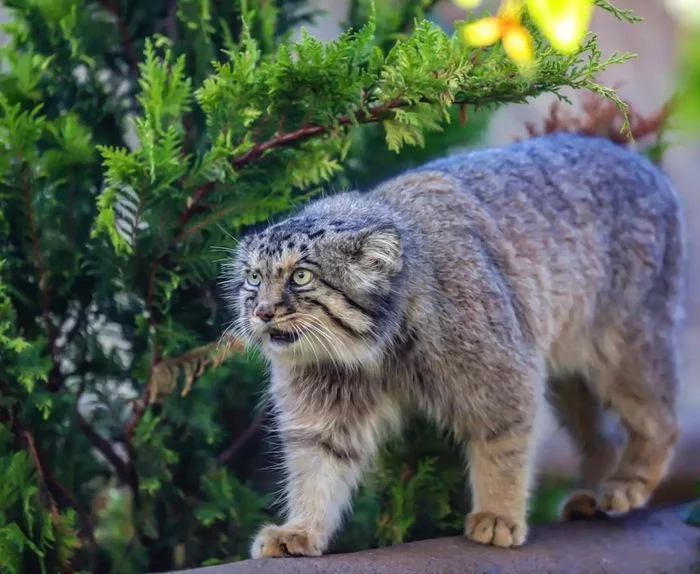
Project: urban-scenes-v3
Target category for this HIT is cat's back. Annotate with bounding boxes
[371,133,682,283]
[376,132,680,233]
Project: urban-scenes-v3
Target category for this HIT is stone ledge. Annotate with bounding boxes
[173,504,700,574]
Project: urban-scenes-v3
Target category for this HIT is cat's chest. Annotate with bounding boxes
[272,362,389,414]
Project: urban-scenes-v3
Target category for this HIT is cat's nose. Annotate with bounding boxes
[254,303,275,322]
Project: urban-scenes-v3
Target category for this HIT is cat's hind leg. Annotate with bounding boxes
[594,330,679,514]
[548,373,622,520]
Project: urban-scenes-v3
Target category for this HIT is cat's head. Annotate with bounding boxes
[223,210,404,369]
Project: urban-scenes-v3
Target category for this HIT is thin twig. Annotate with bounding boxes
[75,410,130,480]
[20,427,59,517]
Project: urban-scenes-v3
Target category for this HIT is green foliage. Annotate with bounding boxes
[0,0,642,571]
[527,477,575,526]
[0,428,80,574]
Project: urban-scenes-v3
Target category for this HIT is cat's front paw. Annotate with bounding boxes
[250,524,322,559]
[465,511,527,548]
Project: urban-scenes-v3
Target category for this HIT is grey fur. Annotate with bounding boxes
[224,132,684,557]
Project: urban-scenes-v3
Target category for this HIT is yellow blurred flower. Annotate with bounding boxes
[461,0,534,67]
[526,0,593,54]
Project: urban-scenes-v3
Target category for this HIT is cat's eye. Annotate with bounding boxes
[290,268,314,287]
[246,271,261,287]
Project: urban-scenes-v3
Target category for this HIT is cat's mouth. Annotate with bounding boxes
[267,328,300,345]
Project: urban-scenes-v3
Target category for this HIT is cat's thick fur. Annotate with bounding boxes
[225,133,684,558]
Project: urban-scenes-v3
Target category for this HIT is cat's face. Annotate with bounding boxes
[225,216,403,368]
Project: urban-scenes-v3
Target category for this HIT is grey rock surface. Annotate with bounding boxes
[172,504,700,574]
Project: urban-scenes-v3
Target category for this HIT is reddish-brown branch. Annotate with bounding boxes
[97,0,140,77]
[174,181,215,232]
[75,410,130,480]
[172,102,403,238]
[179,203,239,240]
[459,102,468,127]
[20,427,59,517]
[176,95,486,236]
[230,99,405,166]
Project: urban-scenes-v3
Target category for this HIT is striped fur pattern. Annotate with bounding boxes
[223,133,684,558]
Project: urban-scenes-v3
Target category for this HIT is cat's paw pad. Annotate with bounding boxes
[560,490,604,521]
[597,479,650,515]
[250,524,321,559]
[465,511,526,548]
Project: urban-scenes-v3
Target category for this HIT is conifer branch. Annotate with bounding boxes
[0,377,99,572]
[228,97,438,166]
[21,425,99,573]
[177,94,494,235]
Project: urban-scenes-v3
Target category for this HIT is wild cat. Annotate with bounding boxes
[223,132,683,558]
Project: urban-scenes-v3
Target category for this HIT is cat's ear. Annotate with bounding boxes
[351,225,403,277]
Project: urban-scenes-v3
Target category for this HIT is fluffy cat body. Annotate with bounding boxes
[225,133,683,558]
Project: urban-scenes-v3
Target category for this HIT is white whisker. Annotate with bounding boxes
[294,316,343,377]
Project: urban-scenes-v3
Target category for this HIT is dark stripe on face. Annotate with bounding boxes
[301,295,364,338]
[281,288,296,313]
[227,279,244,292]
[297,256,321,268]
[318,278,375,318]
[307,229,325,239]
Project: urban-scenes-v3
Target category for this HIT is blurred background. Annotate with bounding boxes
[0,1,698,573]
